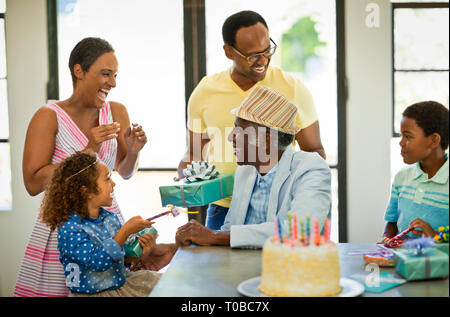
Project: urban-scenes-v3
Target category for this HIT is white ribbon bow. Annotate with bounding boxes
[183,161,219,182]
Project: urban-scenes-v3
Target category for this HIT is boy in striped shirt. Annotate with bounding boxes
[384,101,449,240]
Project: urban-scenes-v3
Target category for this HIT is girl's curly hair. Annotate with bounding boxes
[40,151,100,231]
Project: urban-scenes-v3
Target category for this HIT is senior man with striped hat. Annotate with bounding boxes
[176,86,331,248]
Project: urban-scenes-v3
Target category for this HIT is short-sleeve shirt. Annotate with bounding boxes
[57,208,126,294]
[187,66,318,207]
[384,156,449,237]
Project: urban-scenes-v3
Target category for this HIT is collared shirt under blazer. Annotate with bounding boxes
[221,146,332,248]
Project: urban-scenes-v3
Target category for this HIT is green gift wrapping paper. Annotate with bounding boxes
[436,243,449,255]
[124,227,158,258]
[394,249,449,281]
[159,173,235,207]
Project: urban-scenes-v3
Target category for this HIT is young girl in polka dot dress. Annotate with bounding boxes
[41,151,160,296]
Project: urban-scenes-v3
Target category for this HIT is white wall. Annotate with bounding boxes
[0,0,48,296]
[345,0,392,242]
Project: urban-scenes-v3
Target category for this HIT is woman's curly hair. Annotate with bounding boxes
[40,151,100,231]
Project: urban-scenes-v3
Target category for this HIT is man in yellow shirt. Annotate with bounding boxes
[177,10,326,229]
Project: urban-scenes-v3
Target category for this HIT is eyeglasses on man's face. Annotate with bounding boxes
[231,38,277,64]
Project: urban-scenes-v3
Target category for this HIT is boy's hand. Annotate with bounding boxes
[383,222,398,239]
[409,218,437,237]
[139,233,157,256]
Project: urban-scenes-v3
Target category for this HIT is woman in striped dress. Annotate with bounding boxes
[14,37,147,297]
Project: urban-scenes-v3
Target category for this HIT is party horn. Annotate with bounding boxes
[147,210,171,221]
[383,227,413,248]
[146,206,199,222]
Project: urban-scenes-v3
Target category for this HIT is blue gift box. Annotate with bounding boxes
[159,173,234,207]
[124,227,158,258]
[394,248,449,281]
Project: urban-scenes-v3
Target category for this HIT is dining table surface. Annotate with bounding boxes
[149,242,449,297]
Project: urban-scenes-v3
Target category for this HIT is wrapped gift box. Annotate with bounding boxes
[159,173,234,207]
[394,248,449,281]
[124,227,158,258]
[436,243,449,255]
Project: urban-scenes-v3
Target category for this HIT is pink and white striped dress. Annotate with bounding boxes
[13,102,124,297]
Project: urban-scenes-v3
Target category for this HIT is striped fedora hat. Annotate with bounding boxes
[231,85,301,135]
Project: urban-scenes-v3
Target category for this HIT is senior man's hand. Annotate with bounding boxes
[176,220,231,246]
[130,243,178,272]
[176,220,214,246]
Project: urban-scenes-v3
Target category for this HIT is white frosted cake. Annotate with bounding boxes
[259,238,342,297]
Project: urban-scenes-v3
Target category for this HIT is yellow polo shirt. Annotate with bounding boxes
[187,66,318,207]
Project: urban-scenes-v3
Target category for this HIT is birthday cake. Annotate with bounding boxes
[259,217,342,297]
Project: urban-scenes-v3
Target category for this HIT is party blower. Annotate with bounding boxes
[379,227,413,248]
[146,204,199,222]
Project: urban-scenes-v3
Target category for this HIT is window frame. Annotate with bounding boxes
[1,9,8,145]
[391,1,449,137]
[0,8,12,211]
[47,0,348,241]
[336,0,347,242]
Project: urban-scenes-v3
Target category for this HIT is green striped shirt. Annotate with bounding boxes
[384,156,449,237]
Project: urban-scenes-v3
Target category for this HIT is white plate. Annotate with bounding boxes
[237,277,364,297]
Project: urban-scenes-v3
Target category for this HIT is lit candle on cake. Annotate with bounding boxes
[306,214,310,245]
[314,217,320,246]
[293,213,298,240]
[324,218,330,243]
[288,213,292,237]
[277,215,282,243]
[300,217,305,243]
[274,216,280,242]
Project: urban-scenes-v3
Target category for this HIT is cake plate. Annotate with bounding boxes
[237,276,364,297]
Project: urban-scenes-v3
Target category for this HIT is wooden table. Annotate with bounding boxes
[149,243,449,297]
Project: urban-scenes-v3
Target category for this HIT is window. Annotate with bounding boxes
[55,0,186,228]
[391,1,449,178]
[205,0,339,241]
[0,0,12,211]
[57,0,186,169]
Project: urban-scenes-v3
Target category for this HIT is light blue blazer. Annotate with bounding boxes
[221,146,332,248]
